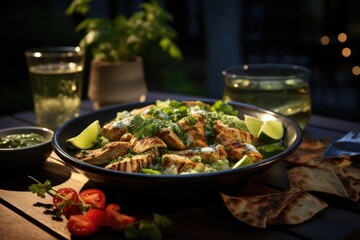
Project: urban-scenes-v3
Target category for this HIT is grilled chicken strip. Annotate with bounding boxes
[132,136,167,154]
[120,132,138,147]
[130,104,154,116]
[168,145,227,163]
[178,113,207,147]
[74,141,131,165]
[102,117,133,141]
[214,120,258,146]
[216,132,262,162]
[105,151,155,172]
[158,128,186,150]
[162,154,205,173]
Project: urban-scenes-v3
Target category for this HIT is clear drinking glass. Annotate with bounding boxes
[25,47,85,130]
[222,63,311,129]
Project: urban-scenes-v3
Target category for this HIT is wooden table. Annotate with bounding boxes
[1,91,360,240]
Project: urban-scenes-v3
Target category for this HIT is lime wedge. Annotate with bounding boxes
[232,155,253,169]
[244,114,263,136]
[66,120,101,149]
[257,120,284,143]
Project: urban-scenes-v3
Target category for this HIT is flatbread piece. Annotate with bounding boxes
[221,188,327,228]
[284,138,330,166]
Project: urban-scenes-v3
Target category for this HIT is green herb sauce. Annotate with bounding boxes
[0,133,46,148]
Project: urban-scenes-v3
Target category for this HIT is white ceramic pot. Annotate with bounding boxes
[87,58,148,109]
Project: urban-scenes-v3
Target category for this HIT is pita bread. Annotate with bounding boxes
[221,188,325,228]
[331,156,360,180]
[329,161,359,202]
[220,192,275,228]
[327,155,360,199]
[268,191,328,225]
[284,138,330,166]
[287,163,349,198]
[266,188,303,222]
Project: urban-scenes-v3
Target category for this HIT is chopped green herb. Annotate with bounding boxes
[257,142,286,158]
[0,133,46,148]
[141,168,161,175]
[212,100,238,116]
[128,115,161,138]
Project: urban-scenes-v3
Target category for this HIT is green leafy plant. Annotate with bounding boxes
[66,0,182,62]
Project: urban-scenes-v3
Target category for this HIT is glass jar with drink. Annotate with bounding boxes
[222,63,311,129]
[25,47,85,130]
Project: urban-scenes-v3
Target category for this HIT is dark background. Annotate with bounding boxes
[1,0,359,122]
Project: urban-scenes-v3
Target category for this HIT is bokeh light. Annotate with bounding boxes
[338,33,347,43]
[342,47,351,57]
[320,36,330,45]
[352,66,360,76]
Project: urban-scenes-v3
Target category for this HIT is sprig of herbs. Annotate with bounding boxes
[28,176,57,197]
[28,176,87,217]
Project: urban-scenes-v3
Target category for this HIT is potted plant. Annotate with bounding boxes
[66,0,182,108]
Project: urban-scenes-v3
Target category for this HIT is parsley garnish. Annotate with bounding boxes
[212,100,238,116]
[28,176,56,198]
[257,142,286,158]
[188,115,198,125]
[127,115,161,139]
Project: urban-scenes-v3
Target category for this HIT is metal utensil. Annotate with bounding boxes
[323,131,360,157]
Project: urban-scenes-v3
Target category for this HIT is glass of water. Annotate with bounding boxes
[25,47,85,130]
[222,63,311,129]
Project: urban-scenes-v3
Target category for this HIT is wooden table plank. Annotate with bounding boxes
[0,115,32,128]
[310,115,360,132]
[0,202,58,240]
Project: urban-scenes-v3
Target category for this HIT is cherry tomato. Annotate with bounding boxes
[67,214,98,237]
[105,203,136,231]
[86,208,106,228]
[53,188,81,218]
[80,189,106,209]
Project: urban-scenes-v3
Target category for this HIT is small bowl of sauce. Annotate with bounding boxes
[0,126,54,171]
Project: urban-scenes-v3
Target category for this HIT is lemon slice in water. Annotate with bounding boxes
[66,120,101,149]
[257,120,284,143]
[244,114,263,136]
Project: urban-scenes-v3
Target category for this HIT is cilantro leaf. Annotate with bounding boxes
[127,115,161,139]
[257,142,286,158]
[28,177,56,198]
[212,100,238,116]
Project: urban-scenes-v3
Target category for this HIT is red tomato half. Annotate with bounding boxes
[105,203,136,231]
[86,208,106,228]
[67,214,98,237]
[53,188,81,218]
[80,189,106,209]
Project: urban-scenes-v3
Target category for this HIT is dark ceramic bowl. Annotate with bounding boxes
[0,126,54,171]
[53,100,302,207]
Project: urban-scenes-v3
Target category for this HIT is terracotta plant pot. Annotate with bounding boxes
[87,58,147,109]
